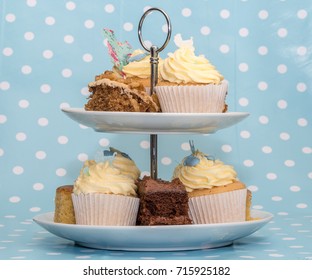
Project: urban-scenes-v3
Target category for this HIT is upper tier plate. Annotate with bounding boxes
[62,108,249,134]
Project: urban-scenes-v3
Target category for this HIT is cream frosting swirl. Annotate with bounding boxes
[73,160,138,196]
[159,34,224,84]
[123,49,163,79]
[173,151,237,192]
[111,153,141,181]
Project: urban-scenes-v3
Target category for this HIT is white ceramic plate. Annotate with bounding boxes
[33,210,273,251]
[61,108,249,134]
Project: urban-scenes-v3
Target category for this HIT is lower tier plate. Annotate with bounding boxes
[33,210,273,251]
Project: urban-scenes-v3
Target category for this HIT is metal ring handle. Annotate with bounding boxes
[138,7,172,53]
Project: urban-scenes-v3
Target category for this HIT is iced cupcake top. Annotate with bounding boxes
[173,143,237,192]
[123,49,164,79]
[159,34,224,85]
[73,148,140,197]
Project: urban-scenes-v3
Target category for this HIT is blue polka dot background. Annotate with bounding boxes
[0,0,311,259]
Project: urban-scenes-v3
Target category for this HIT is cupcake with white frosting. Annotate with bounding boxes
[173,142,251,224]
[72,148,140,226]
[155,34,228,113]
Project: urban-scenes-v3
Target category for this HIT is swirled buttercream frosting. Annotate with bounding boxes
[159,34,224,84]
[173,151,237,192]
[73,159,139,197]
[123,49,163,79]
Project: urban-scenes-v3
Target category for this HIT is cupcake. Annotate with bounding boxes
[155,34,228,113]
[173,142,251,224]
[71,148,140,226]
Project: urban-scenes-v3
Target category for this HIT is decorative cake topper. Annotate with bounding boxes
[183,140,215,167]
[103,28,133,76]
[103,147,132,160]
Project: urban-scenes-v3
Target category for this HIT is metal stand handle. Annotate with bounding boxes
[138,8,171,179]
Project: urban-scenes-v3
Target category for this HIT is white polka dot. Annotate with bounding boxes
[123,22,133,31]
[42,50,53,59]
[181,142,191,151]
[162,24,169,33]
[60,103,70,109]
[1,81,10,91]
[284,160,295,167]
[258,46,268,55]
[220,9,230,19]
[253,205,263,210]
[29,207,41,212]
[297,118,308,127]
[58,136,68,144]
[262,146,272,154]
[297,9,308,19]
[240,130,251,139]
[16,132,27,141]
[219,44,230,54]
[258,10,269,20]
[221,144,232,153]
[64,35,74,44]
[140,140,150,149]
[302,147,312,154]
[9,196,21,203]
[26,0,37,7]
[289,185,301,192]
[248,185,258,192]
[0,115,8,124]
[297,46,307,56]
[277,64,287,74]
[272,196,282,201]
[66,1,76,11]
[200,26,211,36]
[267,173,277,180]
[104,4,115,13]
[243,160,254,167]
[18,100,29,108]
[308,172,312,180]
[62,69,72,78]
[277,28,288,38]
[277,99,287,109]
[277,212,289,216]
[21,65,32,74]
[99,138,110,147]
[258,81,268,91]
[80,87,89,96]
[239,28,249,37]
[35,151,46,160]
[296,203,308,209]
[24,32,35,41]
[82,53,93,62]
[78,153,88,162]
[56,168,67,177]
[2,47,13,56]
[238,97,249,106]
[182,8,192,17]
[45,16,56,26]
[38,117,49,126]
[84,20,95,29]
[161,157,172,165]
[40,84,51,94]
[5,13,16,23]
[13,166,24,175]
[33,183,44,191]
[280,132,290,141]
[238,63,249,72]
[296,82,307,93]
[0,149,4,157]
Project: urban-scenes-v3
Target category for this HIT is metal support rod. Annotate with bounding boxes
[150,134,158,179]
[138,7,172,179]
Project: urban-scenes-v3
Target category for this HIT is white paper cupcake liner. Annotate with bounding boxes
[155,80,228,113]
[188,188,247,224]
[72,193,139,226]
